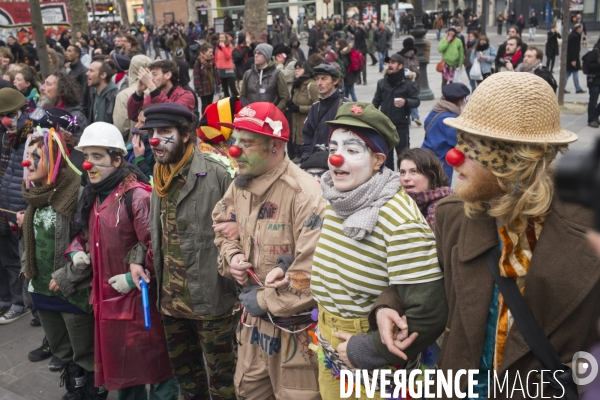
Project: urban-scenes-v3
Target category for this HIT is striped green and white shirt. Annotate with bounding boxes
[311,190,442,318]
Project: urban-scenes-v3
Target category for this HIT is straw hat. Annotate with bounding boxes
[443,72,578,144]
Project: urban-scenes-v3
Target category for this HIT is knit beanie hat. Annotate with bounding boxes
[255,43,273,60]
[402,37,415,49]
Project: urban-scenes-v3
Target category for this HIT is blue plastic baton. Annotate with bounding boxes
[139,278,151,330]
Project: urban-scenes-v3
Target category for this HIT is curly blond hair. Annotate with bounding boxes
[464,142,567,233]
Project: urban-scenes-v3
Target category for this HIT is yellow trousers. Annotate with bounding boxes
[317,306,383,400]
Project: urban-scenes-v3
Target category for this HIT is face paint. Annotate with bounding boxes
[231,130,271,185]
[328,129,378,192]
[150,127,186,165]
[1,110,21,135]
[82,146,117,184]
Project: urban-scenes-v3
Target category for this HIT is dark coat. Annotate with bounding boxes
[0,135,27,233]
[567,30,582,72]
[372,72,420,128]
[374,27,391,53]
[433,195,600,398]
[301,89,348,159]
[545,31,561,58]
[351,26,368,54]
[68,60,88,99]
[584,47,600,87]
[232,43,255,80]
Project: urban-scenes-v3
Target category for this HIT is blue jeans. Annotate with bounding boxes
[377,51,386,72]
[410,107,420,120]
[588,85,600,123]
[436,29,441,40]
[529,27,536,40]
[565,70,582,92]
[344,85,357,101]
[163,49,171,59]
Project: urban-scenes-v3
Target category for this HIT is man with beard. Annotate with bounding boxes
[515,46,557,93]
[373,53,420,171]
[127,60,195,122]
[212,102,325,400]
[498,36,524,71]
[142,103,237,400]
[374,72,600,399]
[38,72,87,136]
[67,122,177,399]
[84,59,118,124]
[495,28,527,72]
[65,45,88,99]
[0,88,31,324]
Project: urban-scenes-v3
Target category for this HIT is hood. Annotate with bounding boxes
[399,47,417,57]
[254,60,277,72]
[339,43,352,56]
[324,50,338,63]
[290,34,299,47]
[128,54,152,84]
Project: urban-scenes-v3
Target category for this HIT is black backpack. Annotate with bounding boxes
[534,66,558,93]
[581,48,599,75]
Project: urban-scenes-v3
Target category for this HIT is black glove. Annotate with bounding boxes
[239,285,267,317]
[286,100,300,113]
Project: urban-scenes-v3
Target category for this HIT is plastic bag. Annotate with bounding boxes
[470,57,483,81]
[454,67,464,83]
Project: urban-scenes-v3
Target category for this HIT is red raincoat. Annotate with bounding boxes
[67,179,172,390]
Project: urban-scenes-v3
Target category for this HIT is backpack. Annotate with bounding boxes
[348,49,365,72]
[581,48,599,75]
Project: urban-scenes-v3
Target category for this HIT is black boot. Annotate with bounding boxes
[59,363,85,400]
[84,370,108,400]
[28,336,52,362]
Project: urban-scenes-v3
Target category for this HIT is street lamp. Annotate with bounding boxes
[411,0,434,100]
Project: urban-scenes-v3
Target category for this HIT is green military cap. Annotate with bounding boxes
[326,102,399,151]
[0,88,27,114]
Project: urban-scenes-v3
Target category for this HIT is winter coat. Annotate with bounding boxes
[150,148,237,316]
[212,156,326,318]
[127,84,196,121]
[438,37,464,67]
[430,195,600,399]
[374,28,392,53]
[339,45,359,87]
[351,26,368,54]
[66,179,173,390]
[421,109,459,181]
[113,55,152,142]
[308,27,321,52]
[301,89,348,159]
[290,35,306,62]
[232,43,255,80]
[276,57,297,94]
[567,31,582,72]
[290,77,318,144]
[166,35,187,56]
[433,18,444,30]
[0,134,27,234]
[240,61,289,111]
[545,31,561,58]
[584,47,600,87]
[68,59,88,99]
[193,58,221,97]
[528,16,538,28]
[372,72,420,128]
[469,45,497,75]
[88,82,118,124]
[215,43,234,70]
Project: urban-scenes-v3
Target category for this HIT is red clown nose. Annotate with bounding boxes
[82,161,94,171]
[2,117,12,127]
[445,149,465,167]
[329,154,344,167]
[228,145,242,158]
[21,160,31,167]
[149,138,161,147]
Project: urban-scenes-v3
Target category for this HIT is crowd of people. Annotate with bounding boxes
[0,10,598,400]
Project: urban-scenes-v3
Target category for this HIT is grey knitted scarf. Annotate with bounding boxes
[320,167,400,241]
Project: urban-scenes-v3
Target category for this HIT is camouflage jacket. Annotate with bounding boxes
[151,148,237,317]
[212,156,326,318]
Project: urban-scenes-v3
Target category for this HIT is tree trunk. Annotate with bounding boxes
[30,0,51,80]
[557,0,570,105]
[187,0,196,27]
[117,0,130,28]
[244,0,269,44]
[66,0,89,37]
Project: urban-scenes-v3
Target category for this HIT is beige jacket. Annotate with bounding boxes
[212,156,326,317]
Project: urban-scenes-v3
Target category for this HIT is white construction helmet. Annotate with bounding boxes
[75,122,127,154]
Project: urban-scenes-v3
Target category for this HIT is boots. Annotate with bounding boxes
[59,363,85,400]
[83,370,108,400]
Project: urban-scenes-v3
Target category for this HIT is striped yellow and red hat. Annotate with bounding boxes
[197,96,246,143]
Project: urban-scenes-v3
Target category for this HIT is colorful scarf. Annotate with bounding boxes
[407,186,453,231]
[493,216,545,369]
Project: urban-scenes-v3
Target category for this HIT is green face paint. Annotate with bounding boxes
[232,130,271,178]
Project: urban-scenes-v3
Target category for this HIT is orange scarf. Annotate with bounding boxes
[154,142,194,198]
[494,216,545,369]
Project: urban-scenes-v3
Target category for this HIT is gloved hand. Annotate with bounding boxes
[108,273,136,294]
[286,100,300,113]
[239,285,266,317]
[72,251,90,268]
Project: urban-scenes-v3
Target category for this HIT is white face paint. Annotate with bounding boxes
[328,129,378,192]
[2,110,22,135]
[82,146,118,184]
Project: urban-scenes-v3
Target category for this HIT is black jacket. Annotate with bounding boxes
[374,28,391,53]
[567,31,582,72]
[545,31,561,58]
[372,71,420,129]
[584,47,600,87]
[0,132,27,234]
[301,90,349,159]
[68,60,88,99]
[350,26,368,54]
[232,43,255,80]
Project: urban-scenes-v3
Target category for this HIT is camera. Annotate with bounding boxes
[555,136,600,230]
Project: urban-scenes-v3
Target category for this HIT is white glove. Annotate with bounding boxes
[72,251,90,268]
[108,274,134,294]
